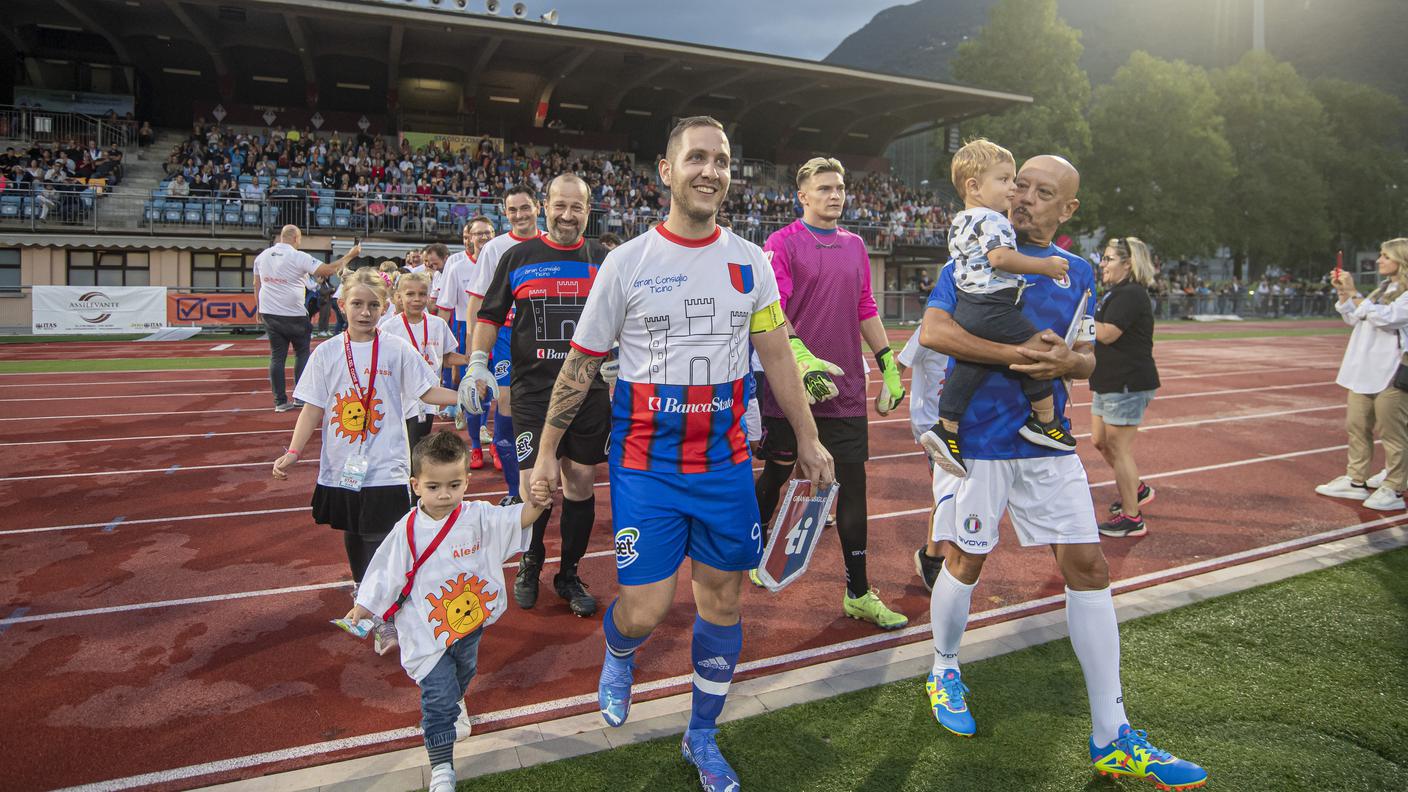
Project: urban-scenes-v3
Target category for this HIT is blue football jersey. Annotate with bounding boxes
[927,243,1096,461]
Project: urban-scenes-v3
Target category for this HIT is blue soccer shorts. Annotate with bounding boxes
[609,461,763,586]
[490,325,512,387]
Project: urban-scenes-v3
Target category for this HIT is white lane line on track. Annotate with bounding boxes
[210,344,233,351]
[0,407,249,422]
[0,461,270,482]
[0,405,1345,532]
[3,390,264,402]
[0,376,269,389]
[47,514,1407,792]
[1,440,1367,623]
[0,428,290,448]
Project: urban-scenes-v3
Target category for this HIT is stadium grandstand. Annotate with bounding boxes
[0,0,1029,329]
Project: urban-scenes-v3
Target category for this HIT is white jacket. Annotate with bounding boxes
[1335,287,1408,395]
[355,501,528,682]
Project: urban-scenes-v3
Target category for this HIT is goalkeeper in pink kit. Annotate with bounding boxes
[752,156,910,630]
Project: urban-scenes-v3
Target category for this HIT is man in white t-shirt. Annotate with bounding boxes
[253,224,360,411]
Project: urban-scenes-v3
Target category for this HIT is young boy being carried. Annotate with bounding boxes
[341,431,550,792]
[921,138,1077,477]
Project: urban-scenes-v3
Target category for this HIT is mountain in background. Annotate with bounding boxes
[825,0,1407,104]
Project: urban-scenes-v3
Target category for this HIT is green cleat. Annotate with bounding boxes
[748,568,767,589]
[843,588,908,630]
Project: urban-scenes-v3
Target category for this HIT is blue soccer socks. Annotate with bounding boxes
[600,600,647,727]
[689,615,742,732]
[1091,725,1208,790]
[493,412,519,498]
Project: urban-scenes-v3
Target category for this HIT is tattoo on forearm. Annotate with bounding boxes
[546,352,603,430]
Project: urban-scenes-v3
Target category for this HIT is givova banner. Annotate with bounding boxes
[32,286,167,334]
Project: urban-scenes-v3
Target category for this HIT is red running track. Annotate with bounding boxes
[0,330,1395,791]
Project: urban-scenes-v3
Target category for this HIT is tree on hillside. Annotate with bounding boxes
[1312,78,1408,252]
[949,0,1093,209]
[1085,52,1233,259]
[1212,51,1333,280]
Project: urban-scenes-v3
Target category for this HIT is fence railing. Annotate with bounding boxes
[0,185,940,254]
[0,105,136,149]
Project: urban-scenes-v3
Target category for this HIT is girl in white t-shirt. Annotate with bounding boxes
[379,271,466,457]
[272,268,463,654]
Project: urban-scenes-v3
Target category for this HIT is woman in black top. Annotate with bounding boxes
[1091,237,1161,538]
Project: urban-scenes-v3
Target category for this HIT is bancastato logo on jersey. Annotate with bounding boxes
[646,395,734,413]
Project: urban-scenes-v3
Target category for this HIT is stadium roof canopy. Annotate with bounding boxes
[6,0,1030,160]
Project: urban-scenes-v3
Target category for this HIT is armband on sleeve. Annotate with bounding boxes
[749,301,786,334]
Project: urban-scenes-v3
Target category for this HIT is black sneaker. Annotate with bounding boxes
[1109,482,1156,515]
[1018,412,1077,450]
[920,422,967,478]
[499,495,523,507]
[914,547,943,592]
[514,554,542,609]
[554,572,598,617]
[1098,513,1147,538]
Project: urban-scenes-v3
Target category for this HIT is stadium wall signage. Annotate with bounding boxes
[32,286,167,334]
[167,293,260,326]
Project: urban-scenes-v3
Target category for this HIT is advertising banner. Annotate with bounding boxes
[399,131,502,155]
[32,286,167,334]
[167,292,261,326]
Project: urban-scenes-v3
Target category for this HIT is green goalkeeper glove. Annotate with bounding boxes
[874,346,906,415]
[790,336,844,405]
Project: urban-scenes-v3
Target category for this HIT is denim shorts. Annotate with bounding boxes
[1091,389,1156,426]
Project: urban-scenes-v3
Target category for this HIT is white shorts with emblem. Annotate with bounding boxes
[930,455,1099,554]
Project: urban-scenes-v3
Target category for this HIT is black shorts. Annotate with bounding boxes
[953,286,1039,345]
[758,414,869,464]
[510,384,611,468]
[311,483,411,540]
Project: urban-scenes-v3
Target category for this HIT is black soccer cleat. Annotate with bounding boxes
[920,422,967,478]
[1098,513,1147,538]
[514,553,542,609]
[914,547,944,593]
[554,572,598,618]
[500,495,524,507]
[1110,482,1156,515]
[1018,412,1077,451]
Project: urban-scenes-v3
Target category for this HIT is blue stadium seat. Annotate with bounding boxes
[333,208,351,228]
[315,207,334,228]
[184,202,205,224]
[222,205,241,225]
[163,203,184,223]
[0,196,19,218]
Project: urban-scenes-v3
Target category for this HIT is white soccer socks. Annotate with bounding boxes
[930,563,976,675]
[1065,586,1129,746]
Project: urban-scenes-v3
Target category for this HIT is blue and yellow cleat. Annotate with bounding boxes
[681,728,740,792]
[1091,724,1208,790]
[598,650,635,727]
[925,669,976,737]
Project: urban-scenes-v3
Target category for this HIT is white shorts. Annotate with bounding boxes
[930,455,1099,554]
[743,395,762,443]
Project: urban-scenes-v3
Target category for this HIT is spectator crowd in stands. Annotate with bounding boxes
[0,139,125,221]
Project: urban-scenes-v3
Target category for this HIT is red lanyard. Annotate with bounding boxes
[382,504,463,621]
[343,330,380,415]
[400,313,430,363]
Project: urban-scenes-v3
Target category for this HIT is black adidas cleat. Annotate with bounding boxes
[1018,412,1077,451]
[920,422,967,478]
[514,553,542,609]
[554,573,598,617]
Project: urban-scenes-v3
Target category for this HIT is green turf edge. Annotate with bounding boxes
[0,332,257,344]
[460,548,1408,792]
[0,355,269,373]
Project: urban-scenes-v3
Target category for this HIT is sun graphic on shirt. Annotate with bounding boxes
[426,573,498,646]
[329,389,384,443]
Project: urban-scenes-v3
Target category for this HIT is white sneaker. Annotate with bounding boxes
[1314,475,1372,501]
[480,424,494,445]
[1367,468,1389,489]
[429,762,456,792]
[453,405,466,431]
[455,700,472,741]
[1363,485,1406,511]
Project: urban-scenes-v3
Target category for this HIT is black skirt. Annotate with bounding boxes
[311,483,411,539]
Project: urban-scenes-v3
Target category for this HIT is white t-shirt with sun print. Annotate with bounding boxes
[377,311,456,417]
[293,331,440,489]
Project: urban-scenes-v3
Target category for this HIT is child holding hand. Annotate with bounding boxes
[343,431,551,792]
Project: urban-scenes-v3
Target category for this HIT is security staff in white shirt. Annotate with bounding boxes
[253,224,361,411]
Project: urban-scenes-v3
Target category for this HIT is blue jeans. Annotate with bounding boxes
[418,628,482,757]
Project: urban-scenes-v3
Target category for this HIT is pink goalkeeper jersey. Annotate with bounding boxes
[761,220,877,419]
